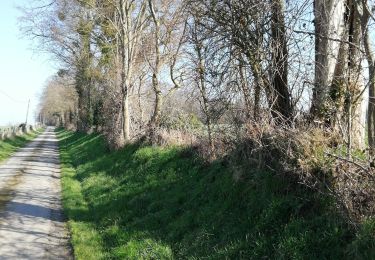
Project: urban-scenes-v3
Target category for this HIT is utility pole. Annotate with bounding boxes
[25,99,30,125]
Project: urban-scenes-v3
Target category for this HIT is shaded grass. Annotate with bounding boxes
[0,130,42,163]
[57,129,375,259]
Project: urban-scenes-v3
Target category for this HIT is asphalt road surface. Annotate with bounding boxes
[0,127,71,259]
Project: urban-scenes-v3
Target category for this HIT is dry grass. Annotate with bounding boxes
[231,123,375,223]
[332,160,375,222]
[146,128,199,147]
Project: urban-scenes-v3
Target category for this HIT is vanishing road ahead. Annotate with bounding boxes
[0,127,71,259]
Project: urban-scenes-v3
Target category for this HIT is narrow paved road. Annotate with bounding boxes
[0,127,71,259]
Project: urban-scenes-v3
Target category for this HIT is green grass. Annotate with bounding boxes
[0,130,42,163]
[57,129,375,259]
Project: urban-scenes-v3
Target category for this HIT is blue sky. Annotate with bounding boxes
[0,0,55,126]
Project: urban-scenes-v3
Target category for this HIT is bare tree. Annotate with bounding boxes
[146,0,187,138]
[188,17,214,150]
[38,75,78,127]
[187,0,294,122]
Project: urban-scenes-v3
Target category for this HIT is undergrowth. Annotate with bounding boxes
[57,129,375,259]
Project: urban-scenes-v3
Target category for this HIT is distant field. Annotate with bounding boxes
[0,130,40,163]
[0,126,18,133]
[0,126,17,129]
[0,127,11,132]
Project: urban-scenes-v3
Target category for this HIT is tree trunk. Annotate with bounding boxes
[110,95,125,150]
[198,59,214,152]
[254,82,261,121]
[75,14,94,133]
[330,27,349,127]
[238,57,252,120]
[60,112,65,127]
[312,0,346,119]
[368,63,375,152]
[123,89,130,141]
[363,26,375,152]
[270,0,292,121]
[120,53,131,142]
[355,0,373,151]
[119,0,132,143]
[116,0,147,145]
[149,0,162,131]
[77,92,88,132]
[192,19,214,152]
[348,2,366,149]
[320,0,366,149]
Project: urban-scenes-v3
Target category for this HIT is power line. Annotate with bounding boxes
[0,89,29,104]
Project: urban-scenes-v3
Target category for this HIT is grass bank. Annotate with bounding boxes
[57,129,375,259]
[0,130,42,163]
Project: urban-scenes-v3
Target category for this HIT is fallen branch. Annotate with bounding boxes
[324,151,370,173]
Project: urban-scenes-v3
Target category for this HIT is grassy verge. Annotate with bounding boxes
[57,129,375,259]
[0,129,42,163]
